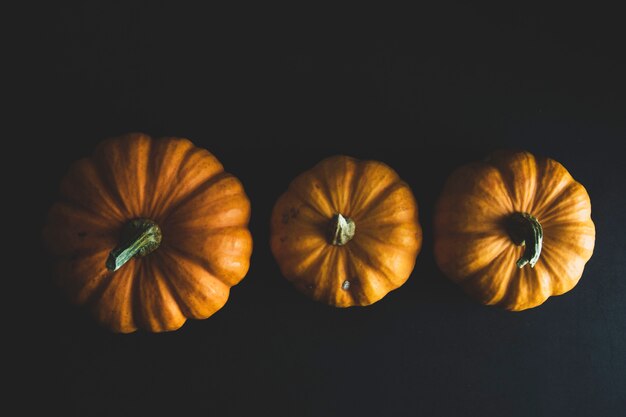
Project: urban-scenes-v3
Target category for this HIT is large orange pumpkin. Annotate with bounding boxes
[270,155,422,307]
[433,150,595,311]
[43,133,252,333]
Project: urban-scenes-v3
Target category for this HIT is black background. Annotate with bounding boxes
[14,2,626,416]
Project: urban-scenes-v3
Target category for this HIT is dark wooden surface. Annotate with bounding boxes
[14,3,626,416]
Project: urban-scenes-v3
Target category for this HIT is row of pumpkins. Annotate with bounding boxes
[43,133,595,333]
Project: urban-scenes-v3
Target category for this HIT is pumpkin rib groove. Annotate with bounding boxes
[160,243,239,288]
[343,254,382,305]
[43,205,120,258]
[528,155,546,212]
[192,193,250,223]
[321,248,340,304]
[159,245,232,294]
[288,174,332,218]
[54,198,118,228]
[53,245,114,264]
[289,173,336,218]
[488,151,537,213]
[57,251,113,305]
[180,180,247,210]
[144,135,166,216]
[137,257,186,332]
[526,154,540,212]
[352,181,406,219]
[534,182,578,220]
[340,253,363,304]
[497,264,548,311]
[162,204,250,235]
[166,225,251,240]
[285,247,331,300]
[497,263,531,309]
[150,253,195,319]
[471,164,515,213]
[535,182,591,224]
[336,249,357,306]
[528,265,554,306]
[349,161,401,216]
[286,190,329,221]
[315,168,342,215]
[61,159,128,222]
[99,133,153,217]
[284,245,328,283]
[532,158,574,217]
[437,235,510,283]
[317,157,350,212]
[542,240,590,278]
[75,269,113,306]
[309,251,335,301]
[276,244,327,279]
[146,139,226,220]
[89,261,136,308]
[125,134,151,215]
[161,243,223,283]
[166,256,231,319]
[432,228,504,242]
[90,260,138,332]
[346,242,397,288]
[541,218,595,230]
[130,259,149,330]
[92,145,135,219]
[144,138,192,218]
[348,158,366,215]
[164,187,252,231]
[440,163,512,215]
[147,254,195,324]
[464,246,517,306]
[322,248,353,306]
[159,171,232,221]
[543,225,595,256]
[353,230,418,257]
[356,202,418,229]
[175,145,223,187]
[46,225,118,258]
[176,139,205,174]
[535,259,563,294]
[538,250,581,296]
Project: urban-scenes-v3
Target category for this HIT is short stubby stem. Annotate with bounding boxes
[328,213,356,246]
[106,218,162,271]
[506,212,543,268]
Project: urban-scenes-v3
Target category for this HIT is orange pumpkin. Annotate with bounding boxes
[433,150,595,311]
[270,155,422,307]
[43,133,252,333]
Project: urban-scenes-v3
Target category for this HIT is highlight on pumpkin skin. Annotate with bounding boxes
[42,132,253,333]
[269,155,422,307]
[433,150,595,311]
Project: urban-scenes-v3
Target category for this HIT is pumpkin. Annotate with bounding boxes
[270,155,422,307]
[433,150,595,311]
[42,133,252,333]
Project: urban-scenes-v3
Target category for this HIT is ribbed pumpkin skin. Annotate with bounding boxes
[270,155,422,307]
[433,150,595,311]
[43,133,252,333]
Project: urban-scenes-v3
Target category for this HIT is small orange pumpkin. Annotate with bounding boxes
[270,155,422,307]
[433,150,595,311]
[43,133,252,333]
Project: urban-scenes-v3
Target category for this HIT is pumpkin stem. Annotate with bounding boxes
[106,219,162,271]
[506,212,543,268]
[328,213,356,246]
